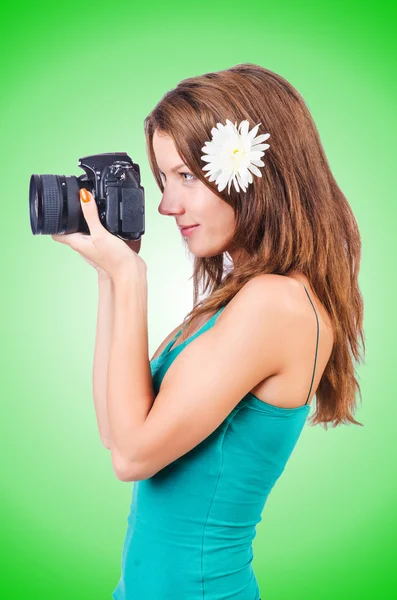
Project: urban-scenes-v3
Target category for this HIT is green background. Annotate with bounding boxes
[1,0,395,598]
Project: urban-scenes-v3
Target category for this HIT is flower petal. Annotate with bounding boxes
[233,177,240,193]
[250,158,265,167]
[249,151,265,160]
[216,169,231,190]
[250,143,270,151]
[252,132,270,143]
[239,120,250,138]
[248,122,261,139]
[247,163,262,177]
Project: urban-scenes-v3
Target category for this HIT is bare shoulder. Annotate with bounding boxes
[230,273,332,326]
[235,273,335,362]
[218,274,304,322]
[216,272,332,358]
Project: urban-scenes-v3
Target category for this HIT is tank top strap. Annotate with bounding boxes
[165,305,227,355]
[162,330,182,355]
[301,284,320,405]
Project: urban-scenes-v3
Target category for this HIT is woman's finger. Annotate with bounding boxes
[51,234,71,244]
[80,189,106,237]
[51,232,87,251]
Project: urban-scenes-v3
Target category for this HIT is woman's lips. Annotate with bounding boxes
[180,225,200,236]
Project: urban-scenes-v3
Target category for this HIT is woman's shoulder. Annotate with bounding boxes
[246,273,331,325]
[226,273,305,312]
[220,273,333,347]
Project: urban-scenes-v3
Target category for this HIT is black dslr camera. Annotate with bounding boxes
[29,152,145,241]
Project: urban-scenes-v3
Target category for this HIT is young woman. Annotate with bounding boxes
[53,63,365,600]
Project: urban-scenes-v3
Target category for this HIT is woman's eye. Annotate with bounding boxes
[179,172,196,182]
[159,171,196,185]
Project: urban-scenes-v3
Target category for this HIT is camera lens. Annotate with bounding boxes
[29,174,92,235]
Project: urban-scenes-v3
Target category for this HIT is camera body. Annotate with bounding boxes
[30,152,145,241]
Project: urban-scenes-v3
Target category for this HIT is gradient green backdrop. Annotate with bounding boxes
[1,0,395,598]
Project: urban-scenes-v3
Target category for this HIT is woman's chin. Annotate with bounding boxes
[189,247,226,259]
[184,235,228,258]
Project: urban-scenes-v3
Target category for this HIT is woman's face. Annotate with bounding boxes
[152,129,237,259]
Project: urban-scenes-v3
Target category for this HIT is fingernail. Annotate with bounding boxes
[80,189,90,203]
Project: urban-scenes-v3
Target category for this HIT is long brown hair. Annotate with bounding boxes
[144,63,365,429]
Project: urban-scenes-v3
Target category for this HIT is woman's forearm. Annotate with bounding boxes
[93,275,114,448]
[107,268,155,461]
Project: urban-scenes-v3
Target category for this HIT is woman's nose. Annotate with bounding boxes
[158,190,186,216]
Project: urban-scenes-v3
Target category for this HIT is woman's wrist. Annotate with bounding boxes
[97,271,112,282]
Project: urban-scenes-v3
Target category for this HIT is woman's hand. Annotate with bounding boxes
[86,238,143,281]
[51,189,146,280]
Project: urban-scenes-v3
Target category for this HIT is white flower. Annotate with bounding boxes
[201,119,270,194]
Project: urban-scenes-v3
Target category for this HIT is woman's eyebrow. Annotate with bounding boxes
[159,162,187,174]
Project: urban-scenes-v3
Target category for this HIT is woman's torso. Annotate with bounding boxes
[111,274,333,600]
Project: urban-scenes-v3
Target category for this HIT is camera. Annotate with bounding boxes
[29,152,145,241]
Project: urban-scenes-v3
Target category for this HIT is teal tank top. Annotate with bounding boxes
[112,284,319,600]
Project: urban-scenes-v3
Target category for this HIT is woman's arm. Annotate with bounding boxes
[93,274,114,449]
[106,269,155,478]
[93,271,181,451]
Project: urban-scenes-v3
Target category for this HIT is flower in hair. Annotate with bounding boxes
[200,119,270,193]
